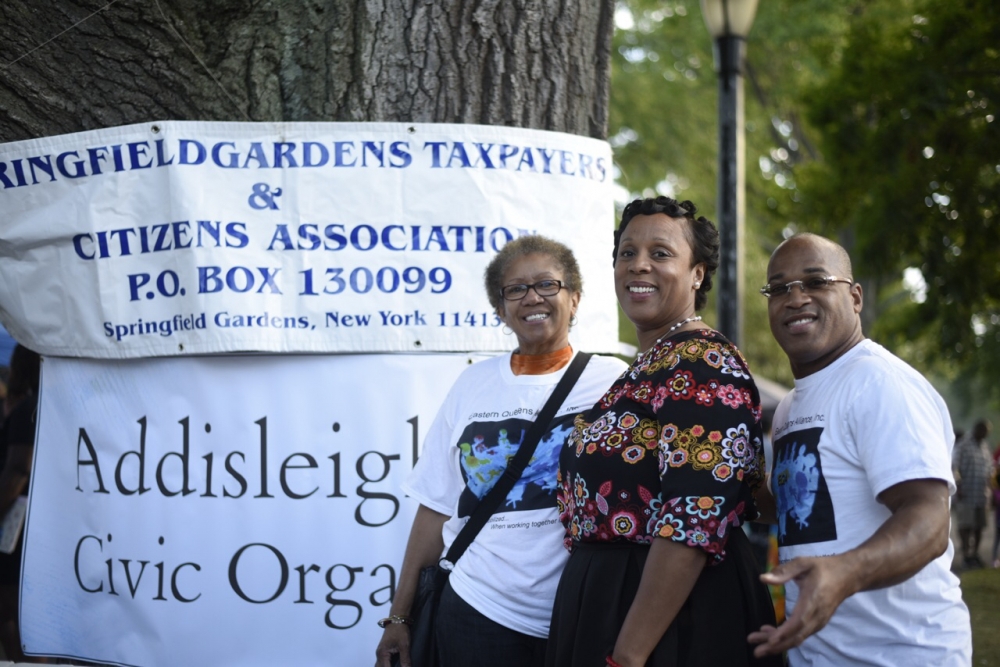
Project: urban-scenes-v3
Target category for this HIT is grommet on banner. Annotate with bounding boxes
[151,124,161,134]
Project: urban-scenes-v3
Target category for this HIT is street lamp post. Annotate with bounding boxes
[700,0,758,348]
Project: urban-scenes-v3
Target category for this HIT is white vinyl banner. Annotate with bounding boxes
[0,122,618,358]
[24,353,486,667]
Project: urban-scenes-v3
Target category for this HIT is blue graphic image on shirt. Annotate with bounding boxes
[772,426,837,546]
[456,415,575,515]
[774,444,821,538]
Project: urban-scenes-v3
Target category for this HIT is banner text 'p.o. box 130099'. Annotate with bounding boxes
[0,121,618,358]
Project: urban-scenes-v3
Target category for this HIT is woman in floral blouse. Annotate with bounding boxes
[546,197,780,667]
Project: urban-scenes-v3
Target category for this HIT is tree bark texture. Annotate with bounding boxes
[0,0,614,142]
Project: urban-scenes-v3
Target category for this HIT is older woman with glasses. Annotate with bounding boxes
[375,235,627,667]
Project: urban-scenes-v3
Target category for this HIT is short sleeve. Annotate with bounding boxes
[647,340,764,561]
[849,369,955,496]
[400,383,465,516]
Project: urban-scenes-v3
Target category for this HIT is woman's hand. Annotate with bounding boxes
[372,505,447,667]
[610,539,707,666]
[375,623,411,667]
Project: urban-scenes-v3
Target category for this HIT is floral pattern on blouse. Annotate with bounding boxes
[557,330,765,563]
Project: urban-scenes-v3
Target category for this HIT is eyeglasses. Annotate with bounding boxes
[759,275,854,299]
[500,279,566,301]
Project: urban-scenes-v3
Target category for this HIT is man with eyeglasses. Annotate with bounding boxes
[748,233,971,666]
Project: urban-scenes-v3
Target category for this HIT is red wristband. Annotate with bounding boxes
[606,657,624,667]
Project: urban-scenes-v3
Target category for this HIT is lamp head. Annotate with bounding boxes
[700,0,760,38]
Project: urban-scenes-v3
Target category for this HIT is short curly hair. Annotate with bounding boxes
[484,235,583,312]
[613,197,720,310]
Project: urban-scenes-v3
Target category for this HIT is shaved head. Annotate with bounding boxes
[769,233,853,281]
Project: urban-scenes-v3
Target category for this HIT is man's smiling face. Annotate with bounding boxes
[766,235,864,379]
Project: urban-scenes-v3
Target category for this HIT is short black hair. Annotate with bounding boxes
[972,419,992,441]
[484,235,583,312]
[614,197,720,310]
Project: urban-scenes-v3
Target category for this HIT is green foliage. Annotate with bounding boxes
[961,567,1000,664]
[609,0,856,385]
[798,0,1000,405]
[609,0,717,204]
[612,0,1000,409]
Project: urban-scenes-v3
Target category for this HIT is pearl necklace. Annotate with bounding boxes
[638,316,702,359]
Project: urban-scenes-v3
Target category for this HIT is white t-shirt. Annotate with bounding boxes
[403,351,627,637]
[770,340,971,666]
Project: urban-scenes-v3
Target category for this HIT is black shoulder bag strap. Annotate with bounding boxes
[441,352,592,568]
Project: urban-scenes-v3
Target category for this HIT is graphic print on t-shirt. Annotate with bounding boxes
[455,414,575,518]
[773,426,837,546]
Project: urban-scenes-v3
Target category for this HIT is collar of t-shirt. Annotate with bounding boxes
[509,345,573,376]
[793,338,871,391]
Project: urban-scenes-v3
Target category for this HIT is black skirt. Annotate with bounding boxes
[545,527,783,667]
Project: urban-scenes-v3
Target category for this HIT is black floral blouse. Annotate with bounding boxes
[557,329,765,562]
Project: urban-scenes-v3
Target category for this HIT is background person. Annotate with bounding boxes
[953,419,993,568]
[374,236,627,667]
[991,443,1000,568]
[749,233,971,665]
[547,197,779,667]
[0,344,47,664]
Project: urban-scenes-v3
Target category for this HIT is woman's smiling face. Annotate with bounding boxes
[498,252,580,355]
[614,213,704,351]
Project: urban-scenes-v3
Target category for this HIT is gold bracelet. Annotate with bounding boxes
[377,615,413,628]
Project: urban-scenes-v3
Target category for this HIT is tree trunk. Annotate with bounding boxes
[0,0,614,141]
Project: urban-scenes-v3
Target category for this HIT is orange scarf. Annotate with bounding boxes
[510,345,574,376]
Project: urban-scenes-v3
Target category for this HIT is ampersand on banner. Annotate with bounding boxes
[249,183,282,210]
